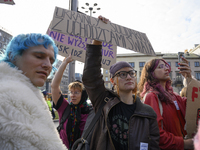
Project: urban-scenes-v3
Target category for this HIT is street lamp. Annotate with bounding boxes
[81,3,101,16]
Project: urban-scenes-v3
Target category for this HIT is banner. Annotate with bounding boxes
[50,7,155,56]
[47,29,117,69]
[185,78,200,138]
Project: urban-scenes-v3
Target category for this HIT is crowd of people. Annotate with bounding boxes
[0,16,200,150]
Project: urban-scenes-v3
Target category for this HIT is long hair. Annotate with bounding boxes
[0,33,58,73]
[138,58,173,103]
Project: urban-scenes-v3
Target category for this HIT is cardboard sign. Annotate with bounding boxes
[47,29,117,69]
[50,7,155,56]
[185,78,200,138]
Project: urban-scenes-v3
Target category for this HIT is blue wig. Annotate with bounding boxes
[0,33,58,72]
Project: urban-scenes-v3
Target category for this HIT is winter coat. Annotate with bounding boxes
[0,62,67,150]
[82,44,160,150]
[144,92,187,150]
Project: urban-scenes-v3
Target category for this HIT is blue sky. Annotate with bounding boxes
[0,0,200,72]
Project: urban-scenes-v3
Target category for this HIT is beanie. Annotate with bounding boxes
[110,61,133,78]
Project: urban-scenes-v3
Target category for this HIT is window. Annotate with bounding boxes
[105,83,108,87]
[105,70,108,74]
[167,62,171,66]
[3,37,6,42]
[175,62,179,67]
[196,72,200,80]
[195,62,199,67]
[139,62,145,67]
[129,62,135,68]
[105,77,108,81]
[176,72,182,82]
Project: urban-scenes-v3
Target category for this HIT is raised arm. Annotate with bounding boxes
[82,16,110,111]
[51,55,73,105]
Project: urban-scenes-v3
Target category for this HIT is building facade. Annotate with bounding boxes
[0,26,13,54]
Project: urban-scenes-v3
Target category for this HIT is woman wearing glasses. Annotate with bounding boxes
[81,15,159,150]
[138,58,194,150]
[51,55,92,149]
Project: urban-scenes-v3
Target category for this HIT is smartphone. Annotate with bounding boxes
[178,52,185,71]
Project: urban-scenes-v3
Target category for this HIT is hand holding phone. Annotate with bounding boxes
[178,52,192,78]
[178,52,185,71]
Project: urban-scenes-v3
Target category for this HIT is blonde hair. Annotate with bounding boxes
[68,81,84,92]
[180,87,187,97]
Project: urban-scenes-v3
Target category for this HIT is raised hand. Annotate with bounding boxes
[93,16,110,45]
[98,15,110,24]
[178,57,191,78]
[63,54,73,64]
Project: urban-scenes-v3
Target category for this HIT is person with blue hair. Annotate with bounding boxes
[0,33,67,150]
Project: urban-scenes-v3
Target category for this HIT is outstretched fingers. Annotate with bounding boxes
[98,15,110,24]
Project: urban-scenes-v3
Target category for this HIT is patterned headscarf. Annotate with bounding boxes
[67,89,91,149]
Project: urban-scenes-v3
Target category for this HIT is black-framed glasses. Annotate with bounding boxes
[112,70,137,79]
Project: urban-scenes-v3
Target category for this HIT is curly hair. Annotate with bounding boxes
[68,81,84,92]
[138,58,173,103]
[0,33,58,72]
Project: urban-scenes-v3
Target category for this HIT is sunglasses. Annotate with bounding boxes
[112,70,137,79]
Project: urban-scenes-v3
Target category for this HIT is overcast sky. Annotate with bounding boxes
[1,0,200,72]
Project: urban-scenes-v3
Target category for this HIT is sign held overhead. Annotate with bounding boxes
[50,7,155,56]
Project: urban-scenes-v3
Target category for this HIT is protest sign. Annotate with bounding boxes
[47,29,117,69]
[185,78,200,138]
[50,7,155,56]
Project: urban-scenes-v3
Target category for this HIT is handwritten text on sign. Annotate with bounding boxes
[185,78,200,138]
[47,30,117,69]
[50,7,155,56]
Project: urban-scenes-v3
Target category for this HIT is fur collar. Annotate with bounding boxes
[0,62,67,150]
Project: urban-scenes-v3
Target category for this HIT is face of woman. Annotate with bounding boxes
[153,60,170,82]
[111,67,136,93]
[69,88,82,105]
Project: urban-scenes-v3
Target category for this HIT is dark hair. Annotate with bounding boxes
[138,58,173,103]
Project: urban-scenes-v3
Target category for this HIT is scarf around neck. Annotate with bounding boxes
[66,89,92,149]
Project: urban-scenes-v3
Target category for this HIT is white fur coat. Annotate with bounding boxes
[0,62,67,150]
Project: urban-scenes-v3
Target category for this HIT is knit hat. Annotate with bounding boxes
[110,61,133,78]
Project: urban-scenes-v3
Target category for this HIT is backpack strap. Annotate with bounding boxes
[143,92,163,128]
[57,103,71,133]
[81,96,109,143]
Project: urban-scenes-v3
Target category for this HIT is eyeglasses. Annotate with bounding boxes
[157,64,170,69]
[68,91,81,95]
[112,70,137,79]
